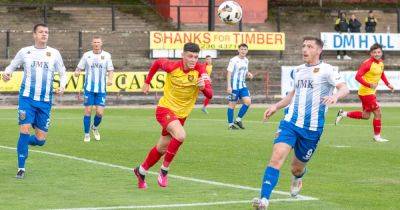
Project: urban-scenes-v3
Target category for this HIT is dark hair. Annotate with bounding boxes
[369,10,373,14]
[370,43,383,52]
[183,42,200,53]
[205,55,211,58]
[238,43,248,49]
[33,23,48,33]
[303,36,324,48]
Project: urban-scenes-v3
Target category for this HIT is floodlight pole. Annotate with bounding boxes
[208,0,215,31]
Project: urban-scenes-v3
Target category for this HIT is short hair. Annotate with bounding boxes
[205,55,211,58]
[303,36,324,48]
[369,10,373,14]
[183,42,200,53]
[92,36,102,40]
[238,43,248,49]
[370,43,383,52]
[33,23,48,33]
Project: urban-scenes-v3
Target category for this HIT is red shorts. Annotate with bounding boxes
[359,94,379,112]
[155,106,186,136]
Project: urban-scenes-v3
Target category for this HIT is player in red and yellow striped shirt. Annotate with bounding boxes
[335,44,394,142]
[133,43,213,189]
[202,55,213,114]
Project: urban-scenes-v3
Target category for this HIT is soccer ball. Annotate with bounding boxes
[217,1,243,25]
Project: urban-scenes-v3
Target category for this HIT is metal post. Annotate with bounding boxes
[43,5,48,24]
[111,5,116,31]
[208,0,215,31]
[177,6,181,31]
[78,31,83,58]
[239,19,243,31]
[277,7,283,60]
[397,8,400,33]
[6,30,10,59]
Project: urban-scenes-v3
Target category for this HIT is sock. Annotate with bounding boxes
[83,115,91,134]
[28,135,46,146]
[260,166,280,199]
[141,146,163,171]
[160,164,169,176]
[203,98,210,107]
[236,117,242,122]
[238,104,249,119]
[17,133,30,169]
[373,119,381,136]
[227,108,234,124]
[162,138,183,168]
[347,111,363,119]
[93,115,102,127]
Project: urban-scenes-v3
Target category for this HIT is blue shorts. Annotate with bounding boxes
[84,91,106,106]
[228,87,250,102]
[18,96,52,132]
[274,120,323,163]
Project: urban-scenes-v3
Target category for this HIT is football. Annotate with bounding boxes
[217,1,243,25]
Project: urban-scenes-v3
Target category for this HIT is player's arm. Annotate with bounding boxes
[3,49,24,82]
[355,61,376,88]
[107,56,114,86]
[226,59,234,94]
[198,65,213,99]
[143,58,170,94]
[55,51,67,94]
[322,67,349,104]
[381,71,394,92]
[247,71,254,79]
[74,54,85,77]
[263,90,295,121]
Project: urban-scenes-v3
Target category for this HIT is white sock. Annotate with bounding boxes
[374,134,381,139]
[236,117,242,122]
[341,111,348,117]
[229,123,234,126]
[139,165,147,175]
[161,164,169,171]
[18,168,25,171]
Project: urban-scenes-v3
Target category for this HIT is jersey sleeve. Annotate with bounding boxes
[77,53,86,70]
[381,71,390,86]
[327,66,345,86]
[227,58,235,72]
[355,61,372,88]
[145,59,174,84]
[5,49,24,74]
[106,54,114,71]
[55,50,67,89]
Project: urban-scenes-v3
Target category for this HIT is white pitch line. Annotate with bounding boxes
[50,198,312,210]
[0,145,317,201]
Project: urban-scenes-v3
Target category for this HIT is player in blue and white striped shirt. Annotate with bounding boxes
[74,36,114,142]
[252,37,349,210]
[226,43,253,130]
[2,24,66,179]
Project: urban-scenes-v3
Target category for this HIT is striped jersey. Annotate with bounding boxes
[284,62,344,131]
[5,46,66,103]
[77,50,114,93]
[227,55,249,90]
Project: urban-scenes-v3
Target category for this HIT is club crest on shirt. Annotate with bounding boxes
[46,52,51,57]
[188,75,194,82]
[19,110,26,121]
[101,56,105,60]
[313,68,320,73]
[27,51,31,54]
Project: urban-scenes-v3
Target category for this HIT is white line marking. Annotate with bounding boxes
[49,198,313,210]
[331,145,352,148]
[0,145,317,202]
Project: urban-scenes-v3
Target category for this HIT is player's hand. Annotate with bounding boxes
[263,105,277,122]
[74,70,80,77]
[226,87,232,94]
[107,81,113,86]
[197,78,205,90]
[2,73,11,82]
[388,84,395,92]
[56,87,65,95]
[142,83,150,94]
[321,95,338,105]
[370,83,378,89]
[247,72,254,79]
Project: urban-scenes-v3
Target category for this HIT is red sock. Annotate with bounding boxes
[203,98,210,107]
[347,111,363,119]
[373,119,381,135]
[141,146,163,170]
[162,138,183,168]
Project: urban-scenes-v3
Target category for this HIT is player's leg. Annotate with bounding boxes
[83,91,94,142]
[289,126,321,197]
[235,88,251,129]
[372,108,388,142]
[336,95,371,125]
[227,90,239,129]
[134,134,171,189]
[92,101,105,141]
[202,97,210,114]
[16,97,36,178]
[253,121,296,209]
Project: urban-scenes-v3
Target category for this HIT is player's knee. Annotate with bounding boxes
[268,158,283,169]
[174,132,186,142]
[291,167,304,177]
[19,125,30,134]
